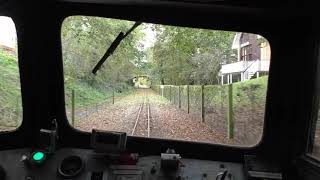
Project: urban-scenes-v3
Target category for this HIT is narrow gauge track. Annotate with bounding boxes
[131,90,151,137]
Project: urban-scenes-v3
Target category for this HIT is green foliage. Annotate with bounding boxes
[152,76,268,113]
[233,76,268,109]
[61,16,147,111]
[189,85,202,111]
[204,85,228,109]
[150,25,236,85]
[203,77,268,111]
[0,50,22,128]
[65,81,109,108]
[62,16,239,91]
[62,16,145,91]
[257,37,268,46]
[64,80,135,109]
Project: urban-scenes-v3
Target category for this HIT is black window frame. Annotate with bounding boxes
[0,1,316,167]
[55,5,278,161]
[0,15,23,134]
[294,25,320,180]
[306,41,320,161]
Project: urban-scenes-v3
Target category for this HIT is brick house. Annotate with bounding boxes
[220,33,271,84]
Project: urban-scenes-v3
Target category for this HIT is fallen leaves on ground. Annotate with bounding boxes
[76,89,241,145]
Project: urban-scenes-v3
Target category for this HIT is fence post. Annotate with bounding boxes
[173,86,175,104]
[201,85,205,123]
[178,86,181,109]
[112,90,115,104]
[161,86,164,97]
[71,89,75,126]
[227,84,234,139]
[187,85,190,113]
[169,86,172,102]
[15,97,20,126]
[175,87,177,105]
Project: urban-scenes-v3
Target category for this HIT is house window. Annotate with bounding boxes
[241,45,252,61]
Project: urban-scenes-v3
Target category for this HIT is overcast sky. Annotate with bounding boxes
[0,16,16,48]
[141,24,156,49]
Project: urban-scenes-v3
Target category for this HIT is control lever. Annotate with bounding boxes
[161,148,181,172]
[21,122,58,167]
[216,170,228,180]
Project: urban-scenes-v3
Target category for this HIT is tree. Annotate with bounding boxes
[61,16,145,91]
[149,24,236,85]
[61,16,237,88]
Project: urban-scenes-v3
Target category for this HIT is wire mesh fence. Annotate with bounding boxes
[151,77,267,144]
[0,97,22,131]
[65,89,116,126]
[189,85,202,119]
[180,85,189,112]
[204,85,228,136]
[232,80,267,144]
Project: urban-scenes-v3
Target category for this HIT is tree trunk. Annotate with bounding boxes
[161,78,165,85]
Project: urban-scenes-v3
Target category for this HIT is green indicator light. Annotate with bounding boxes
[33,152,45,161]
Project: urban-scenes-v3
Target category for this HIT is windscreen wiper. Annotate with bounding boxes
[92,22,142,74]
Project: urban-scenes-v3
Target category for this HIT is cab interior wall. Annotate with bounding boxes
[0,0,317,169]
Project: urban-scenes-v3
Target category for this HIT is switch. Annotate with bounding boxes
[91,171,103,180]
[32,152,45,161]
[30,151,46,166]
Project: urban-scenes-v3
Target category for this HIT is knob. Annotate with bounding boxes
[58,156,84,178]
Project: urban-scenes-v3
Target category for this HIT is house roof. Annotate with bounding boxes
[231,32,242,49]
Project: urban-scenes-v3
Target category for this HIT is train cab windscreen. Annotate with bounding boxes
[61,16,271,146]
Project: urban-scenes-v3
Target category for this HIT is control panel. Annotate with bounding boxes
[0,127,285,180]
[0,148,244,180]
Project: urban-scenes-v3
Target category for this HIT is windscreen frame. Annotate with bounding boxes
[52,1,298,162]
[60,15,271,148]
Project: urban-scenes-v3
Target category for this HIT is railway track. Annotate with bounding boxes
[131,90,151,137]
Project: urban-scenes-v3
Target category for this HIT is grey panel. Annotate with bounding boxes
[0,148,245,180]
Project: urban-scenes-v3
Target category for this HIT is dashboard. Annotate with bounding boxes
[0,148,244,180]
